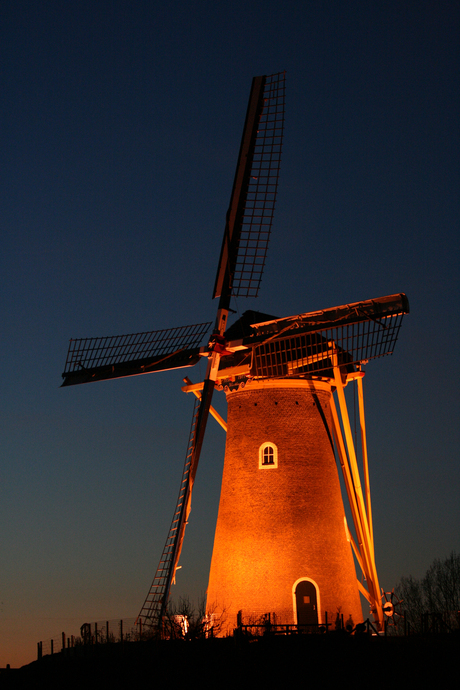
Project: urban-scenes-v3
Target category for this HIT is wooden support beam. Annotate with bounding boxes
[182,378,227,432]
[331,355,384,630]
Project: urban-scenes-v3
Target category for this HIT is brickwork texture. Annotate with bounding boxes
[206,379,363,632]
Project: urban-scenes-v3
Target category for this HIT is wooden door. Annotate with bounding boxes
[295,580,318,628]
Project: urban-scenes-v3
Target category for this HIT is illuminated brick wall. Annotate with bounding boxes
[206,379,362,633]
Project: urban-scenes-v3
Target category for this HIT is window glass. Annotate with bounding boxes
[259,442,278,469]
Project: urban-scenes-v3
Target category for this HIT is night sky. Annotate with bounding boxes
[1,1,459,667]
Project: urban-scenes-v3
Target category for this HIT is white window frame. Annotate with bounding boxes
[259,442,278,469]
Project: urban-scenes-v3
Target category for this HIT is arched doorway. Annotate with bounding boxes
[295,580,318,628]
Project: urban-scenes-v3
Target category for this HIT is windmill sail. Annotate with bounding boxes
[137,396,201,628]
[213,72,286,302]
[61,322,212,386]
[250,293,409,333]
[249,293,409,378]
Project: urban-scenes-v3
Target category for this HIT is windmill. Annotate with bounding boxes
[61,72,409,633]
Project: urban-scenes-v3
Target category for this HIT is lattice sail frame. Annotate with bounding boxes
[213,72,286,304]
[251,312,405,378]
[232,72,285,297]
[61,322,212,386]
[249,294,408,379]
[64,323,211,372]
[137,397,201,631]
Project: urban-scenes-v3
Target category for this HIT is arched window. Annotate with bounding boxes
[259,442,278,469]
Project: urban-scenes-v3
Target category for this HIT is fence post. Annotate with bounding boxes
[51,639,54,655]
[62,632,66,652]
[95,622,98,644]
[106,621,109,643]
[37,641,42,660]
[120,619,123,643]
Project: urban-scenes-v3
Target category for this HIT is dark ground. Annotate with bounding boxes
[2,633,458,688]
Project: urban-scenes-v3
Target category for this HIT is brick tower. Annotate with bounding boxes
[206,378,362,632]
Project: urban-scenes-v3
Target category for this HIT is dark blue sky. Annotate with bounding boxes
[1,1,459,666]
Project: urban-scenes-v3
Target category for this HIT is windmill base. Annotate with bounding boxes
[206,378,363,634]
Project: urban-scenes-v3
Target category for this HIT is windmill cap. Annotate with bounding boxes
[225,310,279,341]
